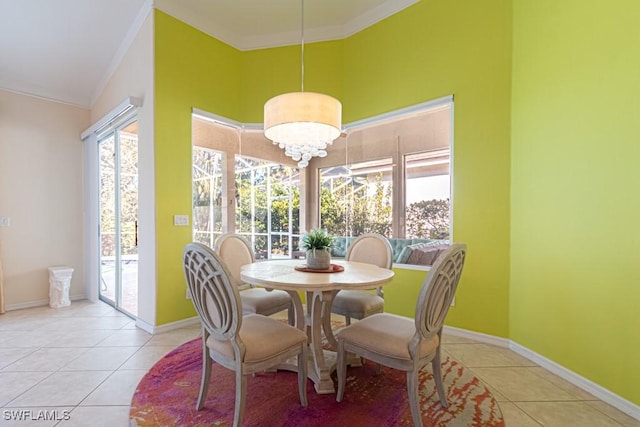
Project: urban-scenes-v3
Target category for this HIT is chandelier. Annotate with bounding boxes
[263,0,342,168]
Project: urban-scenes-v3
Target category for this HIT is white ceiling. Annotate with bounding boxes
[0,0,418,108]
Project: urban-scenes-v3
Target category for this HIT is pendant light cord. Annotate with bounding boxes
[300,0,305,92]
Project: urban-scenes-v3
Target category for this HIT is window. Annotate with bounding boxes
[320,158,393,237]
[192,147,223,247]
[315,101,452,241]
[192,97,453,258]
[192,113,304,259]
[405,149,451,239]
[235,156,300,258]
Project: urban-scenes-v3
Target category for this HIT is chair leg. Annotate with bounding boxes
[432,347,449,408]
[297,344,308,407]
[336,340,347,402]
[233,369,247,427]
[197,340,211,410]
[287,302,295,326]
[345,315,351,326]
[406,370,424,427]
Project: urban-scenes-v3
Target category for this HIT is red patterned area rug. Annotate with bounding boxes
[130,338,504,427]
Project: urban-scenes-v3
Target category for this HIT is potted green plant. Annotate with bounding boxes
[301,229,334,270]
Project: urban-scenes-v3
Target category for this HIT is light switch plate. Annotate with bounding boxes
[174,215,189,226]
[0,217,10,227]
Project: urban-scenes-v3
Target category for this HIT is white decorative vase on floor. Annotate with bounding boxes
[306,248,331,270]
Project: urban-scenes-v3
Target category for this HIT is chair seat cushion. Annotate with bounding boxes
[337,313,439,361]
[206,314,307,363]
[240,288,291,315]
[332,290,384,319]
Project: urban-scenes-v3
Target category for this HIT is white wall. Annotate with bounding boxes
[90,12,155,327]
[0,90,89,309]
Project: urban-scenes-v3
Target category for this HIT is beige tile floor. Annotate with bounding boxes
[0,300,638,426]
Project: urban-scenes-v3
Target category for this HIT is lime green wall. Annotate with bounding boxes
[153,12,343,324]
[240,40,343,122]
[153,2,513,338]
[239,0,513,336]
[511,0,640,404]
[384,268,429,317]
[152,0,640,407]
[154,10,241,324]
[342,0,512,336]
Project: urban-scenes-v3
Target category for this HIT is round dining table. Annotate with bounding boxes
[240,258,394,394]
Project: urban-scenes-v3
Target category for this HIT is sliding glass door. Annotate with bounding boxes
[98,119,138,317]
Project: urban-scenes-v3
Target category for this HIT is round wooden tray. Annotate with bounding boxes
[294,263,345,273]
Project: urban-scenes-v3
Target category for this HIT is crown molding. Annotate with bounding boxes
[90,0,153,107]
[155,0,419,51]
[344,0,419,38]
[0,85,89,109]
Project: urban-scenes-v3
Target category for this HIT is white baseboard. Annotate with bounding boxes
[136,316,200,334]
[510,341,640,421]
[4,294,86,311]
[443,324,510,348]
[443,325,639,421]
[5,298,49,311]
[135,318,155,334]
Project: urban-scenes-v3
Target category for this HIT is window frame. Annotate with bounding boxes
[191,112,305,258]
[191,95,453,250]
[312,99,454,240]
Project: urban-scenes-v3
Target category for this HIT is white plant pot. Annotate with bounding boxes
[306,249,331,270]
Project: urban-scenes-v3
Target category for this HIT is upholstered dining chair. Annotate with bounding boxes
[215,233,294,324]
[335,243,467,427]
[331,233,393,325]
[183,242,308,427]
